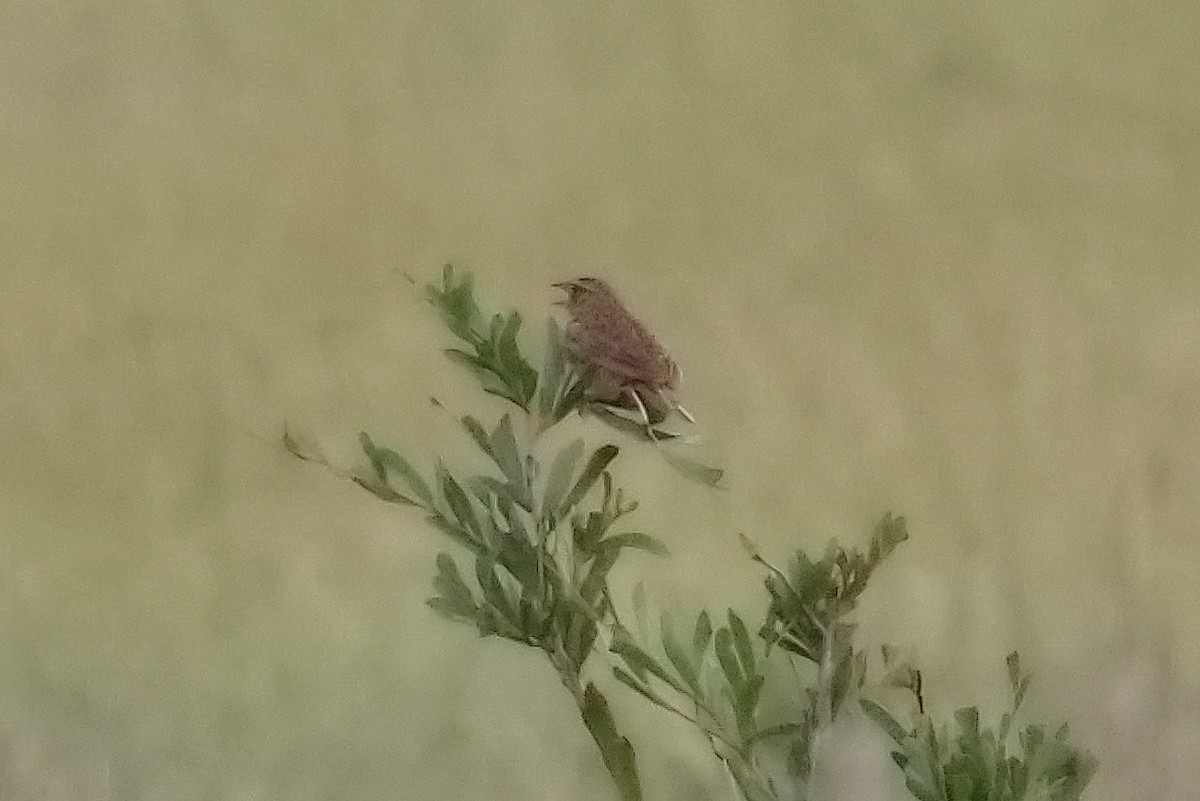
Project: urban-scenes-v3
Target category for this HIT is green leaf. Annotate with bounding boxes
[660,616,699,693]
[580,683,643,801]
[426,596,476,623]
[475,558,519,629]
[744,722,808,749]
[439,468,482,545]
[425,269,540,412]
[358,433,434,507]
[537,317,567,418]
[554,376,587,421]
[692,611,713,661]
[473,477,511,531]
[487,311,504,345]
[734,673,765,737]
[727,610,756,676]
[946,771,972,801]
[725,754,780,801]
[787,722,817,781]
[610,627,686,695]
[427,265,483,343]
[490,414,526,489]
[579,546,620,605]
[860,698,908,746]
[351,476,421,507]
[954,707,980,744]
[660,449,724,487]
[587,404,680,441]
[537,316,588,428]
[560,445,619,513]
[497,311,538,403]
[563,614,598,671]
[613,666,678,714]
[428,552,478,622]
[444,347,488,372]
[998,712,1014,745]
[872,512,910,555]
[1020,724,1045,759]
[427,514,486,555]
[444,350,520,404]
[500,537,545,597]
[903,732,950,801]
[714,628,743,688]
[904,766,948,801]
[473,475,533,515]
[1008,755,1028,798]
[479,377,524,407]
[1006,651,1021,694]
[573,509,610,554]
[1014,675,1031,713]
[561,586,604,625]
[542,438,584,518]
[830,640,856,716]
[597,532,670,559]
[631,582,650,644]
[460,416,494,460]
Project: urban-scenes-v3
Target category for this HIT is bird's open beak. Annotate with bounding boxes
[551,280,573,305]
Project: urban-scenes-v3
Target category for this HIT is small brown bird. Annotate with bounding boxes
[552,277,694,426]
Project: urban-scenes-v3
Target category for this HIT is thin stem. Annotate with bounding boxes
[818,620,836,728]
[548,640,587,709]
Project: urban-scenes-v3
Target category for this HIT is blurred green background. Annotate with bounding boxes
[2,1,1197,799]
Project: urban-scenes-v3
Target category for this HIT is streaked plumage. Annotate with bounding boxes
[553,277,691,424]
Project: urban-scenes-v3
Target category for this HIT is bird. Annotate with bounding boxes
[552,277,694,426]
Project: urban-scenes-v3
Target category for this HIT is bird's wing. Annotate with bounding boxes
[576,320,673,385]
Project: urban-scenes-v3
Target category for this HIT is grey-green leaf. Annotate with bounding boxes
[1006,651,1021,694]
[597,532,670,559]
[542,438,584,519]
[579,546,620,605]
[460,416,494,460]
[860,698,908,746]
[359,432,434,507]
[661,449,724,486]
[475,559,518,628]
[610,627,686,695]
[538,317,567,418]
[581,683,643,801]
[613,666,678,714]
[714,628,743,688]
[587,405,680,441]
[1013,675,1031,713]
[428,553,478,622]
[728,610,756,675]
[660,615,699,694]
[439,468,481,544]
[497,312,538,403]
[744,722,809,749]
[560,445,619,513]
[490,414,526,489]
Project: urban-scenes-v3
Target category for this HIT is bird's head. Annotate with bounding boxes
[551,276,612,307]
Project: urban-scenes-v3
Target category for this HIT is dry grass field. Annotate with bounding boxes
[1,2,1197,799]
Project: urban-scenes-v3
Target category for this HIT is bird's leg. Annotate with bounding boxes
[625,387,662,444]
[669,395,696,424]
[664,361,694,422]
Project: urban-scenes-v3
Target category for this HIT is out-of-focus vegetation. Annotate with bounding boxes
[1,3,1196,799]
[291,268,1094,800]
